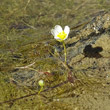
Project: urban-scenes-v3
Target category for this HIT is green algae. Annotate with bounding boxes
[0,0,110,110]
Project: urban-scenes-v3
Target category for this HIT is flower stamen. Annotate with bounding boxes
[57,31,67,41]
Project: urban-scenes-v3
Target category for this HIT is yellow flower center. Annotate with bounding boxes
[57,31,67,41]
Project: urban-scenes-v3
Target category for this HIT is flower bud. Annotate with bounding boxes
[38,80,44,87]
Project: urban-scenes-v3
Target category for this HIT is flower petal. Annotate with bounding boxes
[54,35,62,41]
[63,34,68,40]
[51,29,61,41]
[51,29,58,37]
[64,26,70,35]
[51,29,55,36]
[55,25,63,33]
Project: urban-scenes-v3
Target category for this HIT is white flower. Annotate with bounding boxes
[51,25,70,42]
[38,80,44,87]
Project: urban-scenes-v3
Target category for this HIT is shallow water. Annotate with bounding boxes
[0,0,110,110]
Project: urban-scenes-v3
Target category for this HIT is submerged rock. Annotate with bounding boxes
[53,11,110,70]
[61,11,110,80]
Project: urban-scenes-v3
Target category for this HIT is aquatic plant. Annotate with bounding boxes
[38,80,44,94]
[51,25,70,64]
[38,80,45,107]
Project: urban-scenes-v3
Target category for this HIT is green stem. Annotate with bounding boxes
[38,86,43,95]
[62,41,67,64]
[38,86,44,107]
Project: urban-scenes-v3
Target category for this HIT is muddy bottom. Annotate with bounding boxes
[0,0,110,110]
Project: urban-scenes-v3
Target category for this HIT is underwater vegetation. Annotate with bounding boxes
[0,0,110,110]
